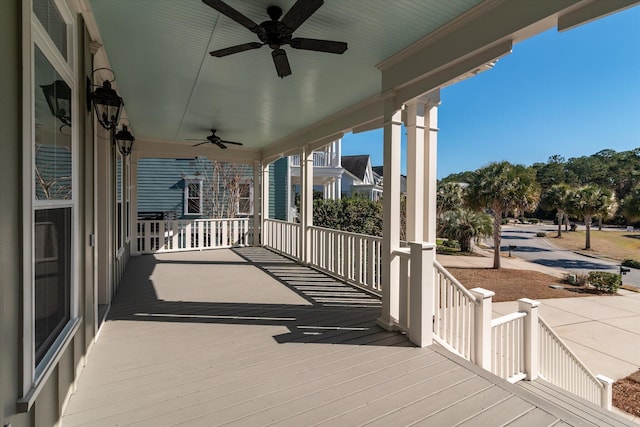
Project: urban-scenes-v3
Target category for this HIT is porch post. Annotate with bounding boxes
[253,160,261,246]
[408,242,436,347]
[378,93,402,330]
[423,90,440,243]
[405,99,426,241]
[471,287,495,370]
[260,161,269,246]
[300,146,314,263]
[519,298,540,380]
[130,155,139,255]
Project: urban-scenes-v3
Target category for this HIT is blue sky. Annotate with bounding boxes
[340,5,640,179]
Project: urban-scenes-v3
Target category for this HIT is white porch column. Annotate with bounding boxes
[260,161,269,246]
[253,160,261,246]
[405,99,426,242]
[130,155,139,255]
[519,298,540,380]
[423,91,440,243]
[300,147,314,263]
[378,94,403,330]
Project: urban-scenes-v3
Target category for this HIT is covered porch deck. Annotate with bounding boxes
[61,248,620,426]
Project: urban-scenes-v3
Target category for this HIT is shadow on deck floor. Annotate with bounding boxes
[61,247,633,426]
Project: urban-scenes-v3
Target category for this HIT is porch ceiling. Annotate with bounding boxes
[85,0,638,159]
[88,0,481,151]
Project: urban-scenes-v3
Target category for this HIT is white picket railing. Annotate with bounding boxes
[308,226,383,296]
[491,311,527,383]
[135,218,251,254]
[290,152,339,168]
[433,261,477,360]
[263,218,301,260]
[538,316,613,409]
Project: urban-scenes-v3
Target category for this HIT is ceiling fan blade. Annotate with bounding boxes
[214,140,228,149]
[272,49,292,78]
[192,141,209,147]
[221,140,243,146]
[202,0,264,35]
[210,42,262,57]
[281,0,324,32]
[290,38,347,54]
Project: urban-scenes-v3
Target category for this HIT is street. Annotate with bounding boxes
[498,224,640,289]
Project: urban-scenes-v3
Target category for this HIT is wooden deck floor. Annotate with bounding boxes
[62,247,631,426]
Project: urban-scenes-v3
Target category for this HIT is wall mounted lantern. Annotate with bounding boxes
[41,79,71,127]
[87,68,123,130]
[114,125,135,157]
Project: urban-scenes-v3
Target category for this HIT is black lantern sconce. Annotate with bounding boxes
[114,125,135,157]
[41,79,72,129]
[87,68,123,130]
[87,68,134,156]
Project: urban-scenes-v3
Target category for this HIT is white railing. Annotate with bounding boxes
[260,225,613,409]
[263,219,301,260]
[136,218,251,254]
[308,226,383,296]
[538,316,613,409]
[433,261,477,360]
[290,152,339,168]
[491,311,527,383]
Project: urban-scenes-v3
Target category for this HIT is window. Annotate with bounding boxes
[34,208,71,364]
[237,182,253,216]
[184,179,203,215]
[28,0,76,385]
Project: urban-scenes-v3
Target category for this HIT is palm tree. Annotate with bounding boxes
[467,162,540,269]
[540,184,573,237]
[437,182,465,218]
[438,208,492,252]
[568,185,614,249]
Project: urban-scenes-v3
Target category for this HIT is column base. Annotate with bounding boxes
[377,317,398,332]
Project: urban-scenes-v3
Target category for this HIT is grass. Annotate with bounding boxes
[545,229,640,262]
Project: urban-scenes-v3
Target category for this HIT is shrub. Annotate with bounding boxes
[565,272,589,286]
[535,232,546,237]
[528,218,540,224]
[622,259,640,269]
[442,239,460,249]
[588,271,621,294]
[501,218,510,225]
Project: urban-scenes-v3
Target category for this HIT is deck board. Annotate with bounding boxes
[61,247,634,426]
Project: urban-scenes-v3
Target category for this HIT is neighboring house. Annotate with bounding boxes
[341,155,384,201]
[137,157,254,220]
[136,157,291,221]
[371,165,407,194]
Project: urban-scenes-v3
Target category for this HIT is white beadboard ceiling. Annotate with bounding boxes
[88,0,482,150]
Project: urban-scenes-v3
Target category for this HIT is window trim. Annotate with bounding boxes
[22,0,79,400]
[236,181,254,216]
[184,178,203,216]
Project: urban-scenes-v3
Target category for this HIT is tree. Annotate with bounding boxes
[437,182,465,218]
[467,162,540,269]
[540,184,573,237]
[622,185,640,222]
[438,208,492,252]
[533,155,566,192]
[568,185,614,249]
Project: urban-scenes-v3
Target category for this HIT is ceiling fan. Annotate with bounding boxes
[203,0,348,78]
[189,129,243,149]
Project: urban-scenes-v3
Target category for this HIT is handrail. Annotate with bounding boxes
[433,260,477,302]
[491,311,526,328]
[538,315,607,407]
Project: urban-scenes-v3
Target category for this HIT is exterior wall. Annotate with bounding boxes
[0,4,97,426]
[1,2,23,426]
[137,158,254,219]
[271,158,289,220]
